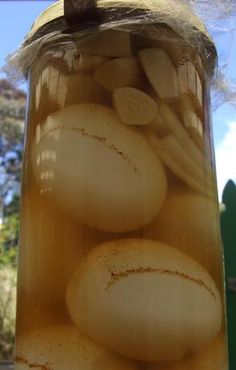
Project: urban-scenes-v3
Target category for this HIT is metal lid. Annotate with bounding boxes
[24,0,217,73]
[26,0,211,40]
[28,1,64,38]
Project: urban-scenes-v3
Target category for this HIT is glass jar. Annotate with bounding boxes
[14,1,228,369]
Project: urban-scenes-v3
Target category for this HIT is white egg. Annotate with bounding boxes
[15,325,137,370]
[66,238,222,362]
[32,104,167,232]
[146,333,228,370]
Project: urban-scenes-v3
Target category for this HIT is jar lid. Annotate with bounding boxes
[24,0,217,73]
[27,0,211,39]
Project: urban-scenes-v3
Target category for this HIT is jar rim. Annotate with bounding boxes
[26,0,210,40]
[22,0,217,76]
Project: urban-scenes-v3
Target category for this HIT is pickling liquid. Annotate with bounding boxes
[15,29,228,370]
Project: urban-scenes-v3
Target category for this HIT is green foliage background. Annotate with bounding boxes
[0,79,25,362]
[0,209,18,361]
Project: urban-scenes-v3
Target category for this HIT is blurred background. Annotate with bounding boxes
[0,0,235,365]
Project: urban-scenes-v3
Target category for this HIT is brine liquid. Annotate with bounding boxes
[15,29,228,370]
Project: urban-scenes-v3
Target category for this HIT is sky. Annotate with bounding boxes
[0,1,235,201]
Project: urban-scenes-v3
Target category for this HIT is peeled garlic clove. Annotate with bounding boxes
[147,90,170,136]
[179,96,204,147]
[195,54,205,80]
[183,110,204,147]
[153,100,215,195]
[145,131,214,198]
[187,61,196,96]
[33,66,62,122]
[178,62,189,95]
[35,74,42,112]
[165,44,191,67]
[37,66,60,109]
[196,71,203,107]
[178,61,203,109]
[139,48,179,98]
[77,30,132,57]
[36,70,110,111]
[76,55,109,73]
[197,116,203,136]
[149,114,170,137]
[159,135,214,195]
[112,87,157,125]
[157,100,211,174]
[130,33,161,53]
[94,57,145,92]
